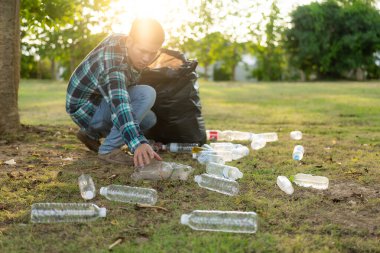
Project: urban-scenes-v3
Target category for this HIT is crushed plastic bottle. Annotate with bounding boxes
[276,176,294,195]
[250,134,266,150]
[194,174,239,196]
[181,210,258,233]
[99,185,157,205]
[210,143,249,160]
[206,162,243,180]
[232,146,250,160]
[162,143,199,153]
[290,131,302,140]
[292,145,305,161]
[31,203,106,223]
[78,174,96,200]
[197,152,225,165]
[131,160,194,181]
[206,130,253,142]
[257,132,278,142]
[293,173,329,190]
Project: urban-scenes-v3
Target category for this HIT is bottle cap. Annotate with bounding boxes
[180,214,190,225]
[83,191,95,200]
[99,207,107,217]
[194,175,202,183]
[99,187,107,196]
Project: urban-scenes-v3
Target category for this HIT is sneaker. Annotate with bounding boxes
[98,149,134,165]
[76,130,100,152]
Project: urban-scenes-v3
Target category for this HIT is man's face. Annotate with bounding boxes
[126,38,162,70]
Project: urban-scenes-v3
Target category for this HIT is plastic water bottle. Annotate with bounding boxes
[232,146,250,160]
[162,143,199,153]
[206,130,253,141]
[290,131,302,140]
[293,173,329,190]
[257,132,278,142]
[78,174,96,200]
[31,203,106,223]
[99,185,157,205]
[210,143,249,160]
[206,162,243,180]
[250,135,266,150]
[194,174,239,196]
[131,160,194,181]
[292,145,305,161]
[197,153,225,165]
[180,210,258,233]
[276,176,294,195]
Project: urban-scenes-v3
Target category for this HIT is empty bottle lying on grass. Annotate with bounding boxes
[161,143,199,153]
[206,130,254,141]
[100,185,157,205]
[181,210,258,233]
[290,130,302,140]
[292,145,305,161]
[194,174,239,196]
[31,203,106,223]
[78,174,96,200]
[131,160,194,180]
[293,173,329,190]
[196,152,225,165]
[276,176,294,195]
[250,134,266,150]
[206,162,243,181]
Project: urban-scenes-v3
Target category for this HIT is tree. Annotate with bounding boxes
[250,1,286,81]
[0,0,21,134]
[284,0,380,80]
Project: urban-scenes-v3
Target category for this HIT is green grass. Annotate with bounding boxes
[0,79,379,252]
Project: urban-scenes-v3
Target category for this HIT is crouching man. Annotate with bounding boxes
[66,18,163,167]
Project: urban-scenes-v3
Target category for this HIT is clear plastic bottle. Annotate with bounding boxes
[292,145,305,161]
[78,174,96,200]
[257,132,278,142]
[197,153,225,165]
[206,162,243,180]
[162,143,199,153]
[99,185,157,205]
[131,160,194,181]
[206,130,253,142]
[210,142,237,151]
[194,174,239,196]
[231,146,250,160]
[180,210,258,233]
[293,173,329,190]
[250,135,266,150]
[276,176,294,195]
[31,203,106,223]
[290,131,302,140]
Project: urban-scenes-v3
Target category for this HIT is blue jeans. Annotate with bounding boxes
[86,85,157,154]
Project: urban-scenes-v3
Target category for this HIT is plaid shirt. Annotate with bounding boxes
[66,34,148,152]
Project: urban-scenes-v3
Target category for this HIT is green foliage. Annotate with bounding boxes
[21,0,111,80]
[250,1,287,81]
[284,0,380,80]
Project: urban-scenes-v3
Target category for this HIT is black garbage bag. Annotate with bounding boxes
[140,49,207,145]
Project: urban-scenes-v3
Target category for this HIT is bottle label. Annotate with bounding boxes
[208,131,219,141]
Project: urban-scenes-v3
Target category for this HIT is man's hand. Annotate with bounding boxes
[134,143,162,167]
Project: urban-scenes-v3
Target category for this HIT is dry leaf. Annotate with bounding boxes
[136,204,168,212]
[62,157,73,161]
[4,159,16,165]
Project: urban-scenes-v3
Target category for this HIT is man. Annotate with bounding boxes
[66,18,163,167]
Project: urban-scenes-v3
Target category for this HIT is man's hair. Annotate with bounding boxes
[129,18,165,45]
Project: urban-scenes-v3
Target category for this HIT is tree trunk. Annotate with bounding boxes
[0,0,20,134]
[51,58,56,80]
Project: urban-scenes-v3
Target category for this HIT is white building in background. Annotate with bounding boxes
[196,54,258,81]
